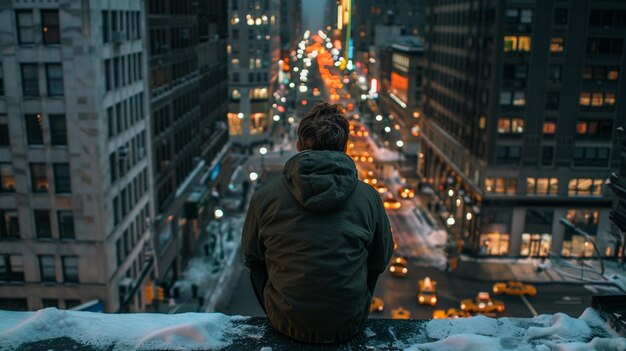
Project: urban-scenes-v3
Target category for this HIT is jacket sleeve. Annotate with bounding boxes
[366,195,394,294]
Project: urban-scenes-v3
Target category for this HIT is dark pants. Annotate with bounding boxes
[249,270,267,314]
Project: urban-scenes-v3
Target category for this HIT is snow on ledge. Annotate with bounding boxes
[0,308,624,350]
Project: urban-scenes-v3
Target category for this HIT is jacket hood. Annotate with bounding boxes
[283,150,358,211]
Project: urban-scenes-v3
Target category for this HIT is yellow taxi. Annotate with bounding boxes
[460,292,505,313]
[390,307,411,320]
[383,195,402,210]
[432,308,471,319]
[370,297,384,313]
[492,281,537,296]
[399,186,415,199]
[389,257,408,277]
[355,126,369,138]
[417,277,438,306]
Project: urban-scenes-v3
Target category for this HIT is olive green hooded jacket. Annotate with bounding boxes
[242,150,393,343]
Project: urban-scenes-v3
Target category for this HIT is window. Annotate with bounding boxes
[21,64,39,97]
[485,177,517,194]
[0,115,8,146]
[546,92,559,109]
[496,146,522,163]
[479,233,510,256]
[35,210,52,238]
[57,211,75,239]
[25,114,44,146]
[0,210,19,238]
[231,89,241,101]
[500,91,525,106]
[30,163,48,192]
[550,37,565,53]
[41,10,60,44]
[53,163,71,193]
[49,115,67,146]
[513,92,526,106]
[65,300,81,309]
[568,179,604,196]
[527,177,559,195]
[103,11,109,43]
[16,10,35,44]
[607,67,620,80]
[503,35,531,52]
[0,255,24,282]
[0,62,4,96]
[39,255,56,282]
[521,234,551,257]
[587,37,623,57]
[42,299,59,308]
[249,87,269,100]
[62,256,78,283]
[45,64,64,96]
[579,92,616,109]
[541,146,554,166]
[576,120,613,137]
[497,117,524,134]
[554,8,568,25]
[506,8,532,24]
[0,163,15,192]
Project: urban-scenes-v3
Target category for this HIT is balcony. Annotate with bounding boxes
[1,296,624,350]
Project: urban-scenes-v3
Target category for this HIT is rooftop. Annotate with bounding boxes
[1,303,625,350]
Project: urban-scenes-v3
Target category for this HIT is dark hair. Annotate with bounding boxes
[297,101,349,152]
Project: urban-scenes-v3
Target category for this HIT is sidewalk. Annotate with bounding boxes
[452,255,626,292]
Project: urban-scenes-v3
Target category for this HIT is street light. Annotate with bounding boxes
[214,208,225,264]
[559,218,604,275]
[249,172,259,182]
[259,146,268,171]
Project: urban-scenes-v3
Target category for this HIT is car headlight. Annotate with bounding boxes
[431,297,437,304]
[493,287,498,292]
[419,296,424,302]
[478,303,485,308]
[461,303,466,309]
[402,267,408,273]
[378,305,383,311]
[390,266,395,272]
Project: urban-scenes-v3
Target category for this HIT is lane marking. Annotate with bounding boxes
[520,295,538,317]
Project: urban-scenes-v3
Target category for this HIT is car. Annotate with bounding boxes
[370,297,384,313]
[363,177,378,185]
[399,186,415,199]
[460,292,505,313]
[389,257,408,277]
[417,277,438,306]
[390,307,411,320]
[383,195,402,210]
[374,183,388,194]
[355,126,369,138]
[432,308,471,319]
[492,281,537,296]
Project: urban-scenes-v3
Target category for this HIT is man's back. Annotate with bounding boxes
[243,150,392,343]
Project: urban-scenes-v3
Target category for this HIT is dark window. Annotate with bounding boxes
[41,10,60,44]
[39,255,56,282]
[49,114,67,146]
[57,211,75,239]
[554,8,568,25]
[34,210,52,238]
[25,114,44,145]
[546,92,559,109]
[103,11,109,43]
[30,163,49,193]
[42,299,59,308]
[116,238,123,264]
[0,62,4,96]
[62,256,78,283]
[21,64,39,97]
[45,64,64,96]
[548,65,561,82]
[0,298,28,311]
[110,152,117,183]
[0,210,19,238]
[16,10,35,44]
[53,163,71,193]
[0,164,15,192]
[0,255,24,282]
[0,115,8,146]
[541,146,554,166]
[113,196,120,225]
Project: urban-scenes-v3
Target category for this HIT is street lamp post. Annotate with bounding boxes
[213,208,225,270]
[259,146,268,172]
[559,218,604,275]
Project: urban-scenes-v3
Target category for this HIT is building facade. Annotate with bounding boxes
[0,0,151,312]
[147,0,229,297]
[420,0,624,259]
[279,0,302,53]
[226,0,281,147]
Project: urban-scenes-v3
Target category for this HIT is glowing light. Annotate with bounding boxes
[214,209,224,219]
[249,172,259,182]
[247,18,254,25]
[299,85,308,93]
[259,147,268,155]
[448,189,455,197]
[396,140,404,148]
[466,212,473,221]
[384,126,391,133]
[303,30,311,39]
[370,78,378,94]
[375,115,383,122]
[255,18,262,25]
[446,217,456,226]
[288,116,295,124]
[237,113,244,119]
[289,82,295,88]
[273,115,280,122]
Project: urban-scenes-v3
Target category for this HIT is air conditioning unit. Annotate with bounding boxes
[119,277,133,296]
[112,30,126,43]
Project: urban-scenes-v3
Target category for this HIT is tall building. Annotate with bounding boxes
[226,0,281,147]
[420,1,625,259]
[0,1,151,312]
[146,0,229,297]
[279,0,302,53]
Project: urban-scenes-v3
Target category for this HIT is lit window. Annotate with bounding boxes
[231,58,239,67]
[497,118,511,133]
[607,67,620,80]
[543,120,556,134]
[231,89,241,100]
[579,92,591,106]
[527,177,559,195]
[550,37,565,53]
[503,36,517,52]
[227,113,243,136]
[591,92,603,106]
[576,121,588,134]
[518,36,531,51]
[513,92,526,106]
[249,87,268,100]
[604,92,616,106]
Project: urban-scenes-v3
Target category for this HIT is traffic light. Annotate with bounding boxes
[144,283,154,303]
[157,286,165,302]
